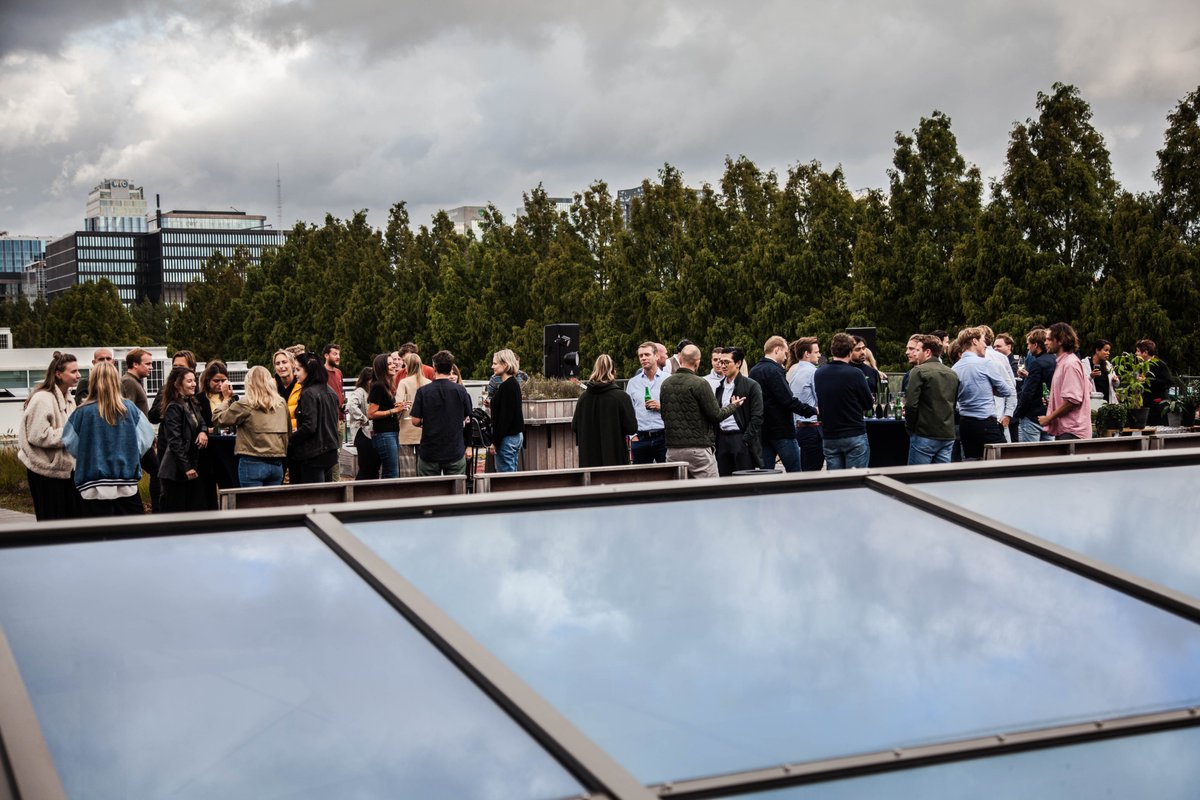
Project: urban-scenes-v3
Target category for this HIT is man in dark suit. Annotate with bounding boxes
[712,348,764,475]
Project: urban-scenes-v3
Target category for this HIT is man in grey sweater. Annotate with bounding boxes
[660,344,743,479]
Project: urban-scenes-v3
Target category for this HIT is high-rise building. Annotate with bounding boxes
[148,210,285,304]
[84,178,149,233]
[445,206,489,236]
[0,235,52,301]
[44,231,142,303]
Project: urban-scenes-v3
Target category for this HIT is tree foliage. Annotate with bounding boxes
[8,83,1198,376]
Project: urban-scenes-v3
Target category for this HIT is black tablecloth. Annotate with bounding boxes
[864,418,908,467]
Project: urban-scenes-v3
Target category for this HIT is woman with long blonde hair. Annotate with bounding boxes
[212,365,290,487]
[19,351,82,519]
[62,362,155,516]
[395,351,431,477]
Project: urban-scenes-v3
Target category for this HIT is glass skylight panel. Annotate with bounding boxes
[745,724,1200,799]
[912,464,1200,598]
[351,489,1200,783]
[0,529,582,800]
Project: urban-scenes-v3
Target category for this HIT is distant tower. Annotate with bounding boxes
[276,164,283,231]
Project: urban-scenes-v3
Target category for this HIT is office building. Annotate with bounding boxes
[44,231,142,303]
[84,178,149,233]
[445,205,489,236]
[149,210,285,304]
[0,235,52,301]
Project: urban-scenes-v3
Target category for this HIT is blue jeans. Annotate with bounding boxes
[373,431,399,479]
[823,434,870,470]
[760,437,802,472]
[238,456,283,487]
[495,432,523,472]
[908,435,954,465]
[1018,416,1052,443]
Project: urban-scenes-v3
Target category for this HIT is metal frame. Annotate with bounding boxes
[0,447,1198,798]
[647,706,1200,798]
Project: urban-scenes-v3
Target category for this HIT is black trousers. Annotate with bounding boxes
[27,469,81,521]
[160,477,208,513]
[354,430,381,480]
[959,415,1006,460]
[82,493,144,517]
[715,430,753,476]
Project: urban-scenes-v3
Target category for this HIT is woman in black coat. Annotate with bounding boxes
[290,353,341,483]
[158,365,210,512]
[572,354,637,468]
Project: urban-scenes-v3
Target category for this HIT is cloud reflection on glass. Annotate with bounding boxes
[0,529,582,800]
[351,488,1200,783]
[914,464,1200,598]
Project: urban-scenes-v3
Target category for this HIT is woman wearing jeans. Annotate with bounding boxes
[212,366,289,487]
[367,353,401,478]
[488,349,525,472]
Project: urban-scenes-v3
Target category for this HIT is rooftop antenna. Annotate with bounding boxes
[276,164,283,231]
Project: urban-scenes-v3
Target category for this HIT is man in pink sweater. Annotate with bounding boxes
[1038,322,1092,440]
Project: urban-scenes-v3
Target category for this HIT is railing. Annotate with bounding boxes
[471,462,689,493]
[984,431,1200,461]
[218,474,466,510]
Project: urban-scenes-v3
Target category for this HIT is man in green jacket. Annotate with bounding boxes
[660,344,743,479]
[904,334,959,464]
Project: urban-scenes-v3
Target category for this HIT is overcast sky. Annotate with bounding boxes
[2,1,1198,239]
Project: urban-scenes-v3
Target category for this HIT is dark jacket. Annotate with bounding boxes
[904,360,959,440]
[572,381,637,467]
[660,368,737,449]
[1015,351,1056,419]
[159,398,207,481]
[723,374,764,466]
[748,358,817,441]
[490,375,525,441]
[290,383,340,462]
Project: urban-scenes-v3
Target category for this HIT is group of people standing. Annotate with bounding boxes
[346,345,525,479]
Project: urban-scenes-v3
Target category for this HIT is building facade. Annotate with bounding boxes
[0,235,52,301]
[150,211,285,304]
[44,209,285,306]
[84,178,149,233]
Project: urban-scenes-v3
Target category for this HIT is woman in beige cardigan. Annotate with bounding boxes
[18,351,82,520]
[394,352,431,477]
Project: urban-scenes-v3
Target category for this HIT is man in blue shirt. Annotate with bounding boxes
[626,341,669,463]
[952,327,1015,460]
[787,337,824,471]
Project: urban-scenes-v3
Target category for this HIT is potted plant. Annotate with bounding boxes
[1110,352,1158,428]
[1094,403,1128,436]
[1161,396,1187,428]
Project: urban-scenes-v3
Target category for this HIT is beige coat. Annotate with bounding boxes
[396,374,430,445]
[18,386,76,479]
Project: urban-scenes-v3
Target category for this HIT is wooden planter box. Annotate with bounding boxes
[520,398,579,471]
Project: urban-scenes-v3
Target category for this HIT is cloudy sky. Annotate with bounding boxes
[2,0,1198,238]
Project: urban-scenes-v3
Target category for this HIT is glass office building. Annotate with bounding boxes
[1,449,1198,799]
[0,236,50,300]
[43,211,284,306]
[43,231,142,303]
[150,212,285,304]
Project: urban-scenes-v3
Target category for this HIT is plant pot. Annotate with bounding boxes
[1167,411,1183,428]
[1127,406,1150,429]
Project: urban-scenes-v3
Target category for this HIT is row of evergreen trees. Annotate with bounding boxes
[4,82,1197,380]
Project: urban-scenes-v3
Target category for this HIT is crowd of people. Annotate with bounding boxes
[15,323,1175,520]
[16,341,512,521]
[573,323,1175,478]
